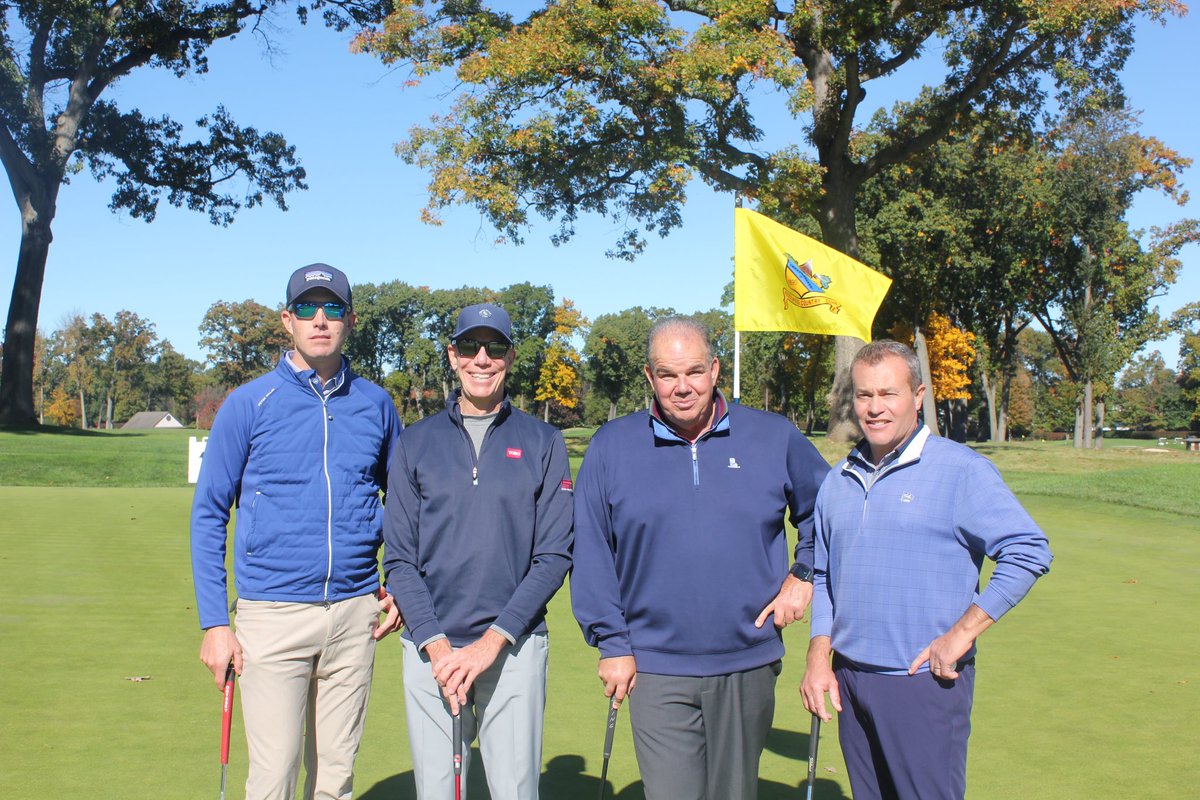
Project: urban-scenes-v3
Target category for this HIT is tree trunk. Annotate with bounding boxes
[912,323,940,436]
[816,173,869,443]
[1083,379,1094,449]
[0,215,55,427]
[981,370,999,442]
[1080,400,1089,450]
[543,402,549,423]
[78,386,87,430]
[608,401,617,421]
[1095,399,1105,449]
[949,398,968,442]
[826,335,864,442]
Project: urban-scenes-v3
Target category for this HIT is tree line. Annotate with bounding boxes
[27,274,1200,437]
[3,2,1197,442]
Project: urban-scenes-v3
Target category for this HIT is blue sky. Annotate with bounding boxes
[2,8,1195,367]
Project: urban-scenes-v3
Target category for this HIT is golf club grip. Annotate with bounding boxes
[805,714,821,800]
[602,703,618,758]
[220,665,235,765]
[452,713,462,775]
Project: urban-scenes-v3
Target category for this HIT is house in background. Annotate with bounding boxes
[121,411,184,430]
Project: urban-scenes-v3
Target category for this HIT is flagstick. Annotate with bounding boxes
[733,329,742,404]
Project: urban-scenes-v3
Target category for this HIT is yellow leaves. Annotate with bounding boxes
[892,313,977,402]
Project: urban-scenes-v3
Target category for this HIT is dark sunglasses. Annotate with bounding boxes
[454,338,511,359]
[291,301,348,320]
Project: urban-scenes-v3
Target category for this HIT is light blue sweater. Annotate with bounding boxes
[810,427,1052,674]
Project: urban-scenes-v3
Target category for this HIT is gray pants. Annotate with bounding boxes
[628,661,781,800]
[401,633,549,800]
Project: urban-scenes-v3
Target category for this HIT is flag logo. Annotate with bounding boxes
[506,448,523,459]
[783,256,840,314]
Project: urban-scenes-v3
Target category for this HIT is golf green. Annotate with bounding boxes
[0,486,1195,798]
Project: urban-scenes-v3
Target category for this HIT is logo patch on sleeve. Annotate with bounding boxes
[506,448,523,459]
[560,479,574,492]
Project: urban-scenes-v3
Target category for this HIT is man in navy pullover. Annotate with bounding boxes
[383,303,574,800]
[801,340,1052,800]
[571,317,830,800]
[191,263,403,800]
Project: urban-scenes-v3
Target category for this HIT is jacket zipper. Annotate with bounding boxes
[308,378,334,606]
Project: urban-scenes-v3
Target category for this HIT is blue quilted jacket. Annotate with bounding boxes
[191,356,401,629]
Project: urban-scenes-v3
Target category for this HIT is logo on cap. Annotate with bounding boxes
[479,309,493,318]
[305,270,334,283]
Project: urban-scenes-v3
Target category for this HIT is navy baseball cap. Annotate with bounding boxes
[452,303,513,344]
[286,263,352,308]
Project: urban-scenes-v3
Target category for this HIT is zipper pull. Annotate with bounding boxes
[472,466,478,486]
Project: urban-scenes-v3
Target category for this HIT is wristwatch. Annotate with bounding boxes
[789,563,814,583]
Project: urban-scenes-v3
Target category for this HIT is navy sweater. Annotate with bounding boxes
[383,393,574,648]
[571,400,830,676]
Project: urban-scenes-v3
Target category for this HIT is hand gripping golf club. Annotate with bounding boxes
[804,714,821,800]
[452,712,463,800]
[597,700,619,800]
[219,663,236,800]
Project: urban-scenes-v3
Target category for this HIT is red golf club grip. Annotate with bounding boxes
[220,664,236,766]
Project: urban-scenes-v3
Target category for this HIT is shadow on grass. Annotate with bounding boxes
[358,750,848,799]
[0,423,124,436]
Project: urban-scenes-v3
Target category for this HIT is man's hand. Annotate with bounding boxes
[598,656,637,706]
[199,626,242,688]
[373,588,403,640]
[799,636,841,722]
[423,639,464,714]
[432,630,508,712]
[908,604,994,681]
[754,574,814,629]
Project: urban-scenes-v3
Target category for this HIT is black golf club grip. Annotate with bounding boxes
[805,714,821,800]
[598,701,619,800]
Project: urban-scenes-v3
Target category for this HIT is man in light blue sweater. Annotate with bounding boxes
[801,340,1052,800]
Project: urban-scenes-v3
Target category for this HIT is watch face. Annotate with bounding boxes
[791,564,814,582]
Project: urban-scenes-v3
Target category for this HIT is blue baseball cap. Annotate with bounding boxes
[452,303,513,344]
[286,263,352,308]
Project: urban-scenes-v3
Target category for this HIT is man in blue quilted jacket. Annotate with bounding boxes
[191,263,403,800]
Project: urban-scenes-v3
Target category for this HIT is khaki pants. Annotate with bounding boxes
[235,593,379,800]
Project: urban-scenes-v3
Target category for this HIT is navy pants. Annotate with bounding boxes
[835,654,975,800]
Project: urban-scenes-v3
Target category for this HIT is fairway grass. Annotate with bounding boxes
[1,484,1196,798]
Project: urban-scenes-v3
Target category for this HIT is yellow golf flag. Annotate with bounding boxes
[734,208,891,340]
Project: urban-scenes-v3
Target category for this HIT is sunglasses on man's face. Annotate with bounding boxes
[291,301,348,320]
[454,338,511,359]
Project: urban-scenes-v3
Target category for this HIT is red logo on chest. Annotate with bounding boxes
[506,448,523,459]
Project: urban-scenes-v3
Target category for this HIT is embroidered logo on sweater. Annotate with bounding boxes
[727,457,741,469]
[506,448,523,459]
[900,492,914,503]
[560,479,573,492]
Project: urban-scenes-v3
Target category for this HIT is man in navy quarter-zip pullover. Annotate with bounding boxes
[801,340,1052,800]
[383,303,574,800]
[571,317,830,800]
[191,263,403,800]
